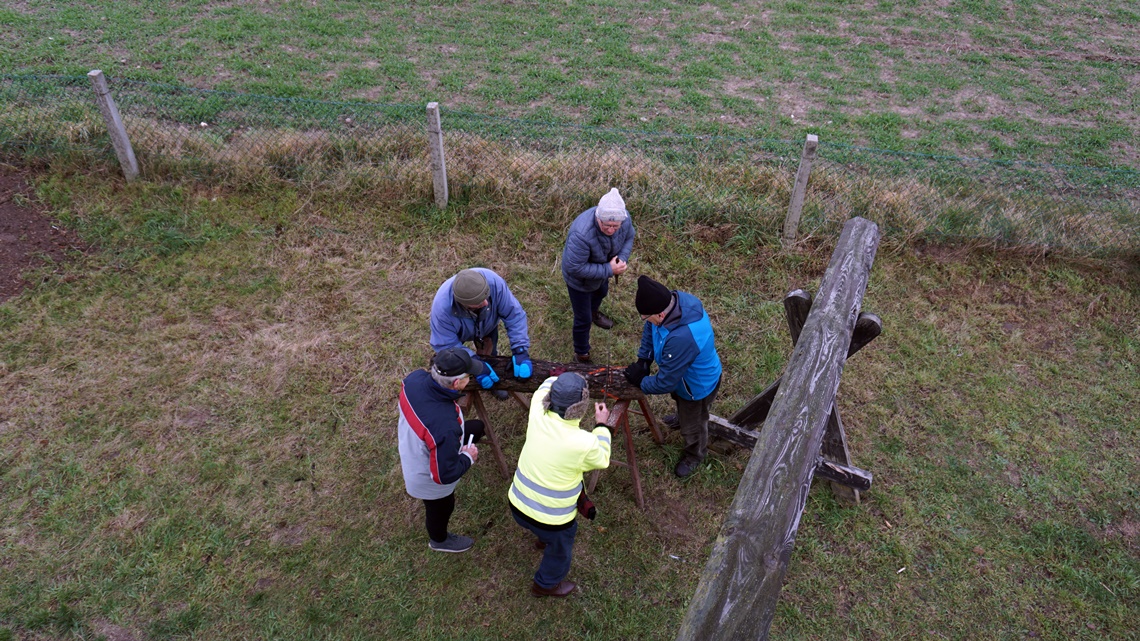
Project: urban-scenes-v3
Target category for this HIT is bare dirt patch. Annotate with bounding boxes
[0,169,86,303]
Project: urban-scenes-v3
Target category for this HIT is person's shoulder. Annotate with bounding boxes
[677,291,706,313]
[569,209,596,232]
[475,267,507,286]
[403,368,430,385]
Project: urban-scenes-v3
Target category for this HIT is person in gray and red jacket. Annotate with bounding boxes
[397,347,485,553]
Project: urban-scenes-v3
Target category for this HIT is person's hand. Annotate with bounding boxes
[595,402,610,425]
[624,358,650,387]
[609,256,628,276]
[512,348,533,379]
[476,362,499,389]
[460,444,479,463]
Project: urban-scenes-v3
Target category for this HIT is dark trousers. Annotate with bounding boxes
[672,378,720,462]
[423,494,455,543]
[512,511,578,589]
[421,420,484,543]
[567,281,608,355]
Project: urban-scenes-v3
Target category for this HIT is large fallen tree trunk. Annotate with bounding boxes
[460,356,645,400]
[677,216,880,641]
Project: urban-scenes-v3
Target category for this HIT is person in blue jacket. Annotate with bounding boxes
[429,268,533,398]
[624,275,723,478]
[398,347,485,553]
[561,188,635,362]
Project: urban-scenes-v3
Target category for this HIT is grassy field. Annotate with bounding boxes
[0,172,1137,640]
[2,0,1138,167]
[1,1,1137,640]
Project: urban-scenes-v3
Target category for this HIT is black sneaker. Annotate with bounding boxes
[429,533,474,553]
[492,390,510,401]
[662,414,680,430]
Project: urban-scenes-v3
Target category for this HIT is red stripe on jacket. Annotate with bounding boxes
[399,382,442,484]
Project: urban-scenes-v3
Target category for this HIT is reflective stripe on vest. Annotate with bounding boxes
[509,484,578,518]
[514,468,583,500]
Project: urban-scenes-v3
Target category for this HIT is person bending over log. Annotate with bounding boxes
[429,267,533,400]
[509,373,612,597]
[624,275,723,478]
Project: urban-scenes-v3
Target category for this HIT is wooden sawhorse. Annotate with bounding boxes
[587,397,663,509]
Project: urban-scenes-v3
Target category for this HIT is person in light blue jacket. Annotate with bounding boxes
[560,188,635,362]
[429,268,533,397]
[624,275,722,478]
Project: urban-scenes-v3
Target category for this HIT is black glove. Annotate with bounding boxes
[577,490,597,520]
[624,358,650,387]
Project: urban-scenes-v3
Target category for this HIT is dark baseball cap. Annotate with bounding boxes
[432,347,482,377]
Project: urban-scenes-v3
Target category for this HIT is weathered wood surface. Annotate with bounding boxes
[707,414,762,449]
[460,356,645,400]
[677,216,880,641]
[813,457,873,491]
[707,415,871,491]
[728,311,881,428]
[88,70,139,181]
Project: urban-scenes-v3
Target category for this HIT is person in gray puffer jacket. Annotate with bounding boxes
[560,188,636,362]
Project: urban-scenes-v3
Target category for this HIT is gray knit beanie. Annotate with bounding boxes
[543,372,590,420]
[452,269,490,307]
[594,188,629,223]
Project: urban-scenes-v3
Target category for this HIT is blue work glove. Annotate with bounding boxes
[476,361,500,389]
[512,348,533,379]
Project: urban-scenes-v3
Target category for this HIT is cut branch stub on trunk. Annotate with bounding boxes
[460,356,646,400]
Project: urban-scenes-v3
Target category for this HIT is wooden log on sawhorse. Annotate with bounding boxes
[678,215,880,641]
[723,289,881,504]
[587,397,663,510]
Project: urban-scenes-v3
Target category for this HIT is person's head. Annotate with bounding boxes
[430,347,482,390]
[452,269,490,310]
[635,275,673,326]
[594,188,628,236]
[542,372,590,420]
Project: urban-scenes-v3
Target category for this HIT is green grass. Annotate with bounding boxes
[2,0,1137,167]
[1,173,1136,640]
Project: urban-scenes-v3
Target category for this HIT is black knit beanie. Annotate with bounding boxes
[635,275,671,315]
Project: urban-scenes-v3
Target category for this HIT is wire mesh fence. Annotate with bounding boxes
[1,73,1137,255]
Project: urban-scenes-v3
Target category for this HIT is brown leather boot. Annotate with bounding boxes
[592,311,614,330]
[574,352,592,363]
[531,580,577,597]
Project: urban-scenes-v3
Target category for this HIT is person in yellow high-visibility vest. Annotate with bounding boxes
[508,372,612,597]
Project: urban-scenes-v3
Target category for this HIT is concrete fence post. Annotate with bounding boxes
[426,102,448,208]
[87,70,139,182]
[782,133,819,246]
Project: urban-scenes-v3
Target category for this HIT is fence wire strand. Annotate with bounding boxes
[2,74,1136,256]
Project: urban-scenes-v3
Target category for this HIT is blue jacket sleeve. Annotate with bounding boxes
[430,311,463,353]
[434,431,473,485]
[617,220,635,261]
[637,322,654,361]
[490,279,530,353]
[563,229,612,282]
[640,330,700,395]
[429,283,464,352]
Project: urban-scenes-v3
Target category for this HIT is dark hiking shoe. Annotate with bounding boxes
[592,311,615,330]
[674,456,702,479]
[531,580,577,597]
